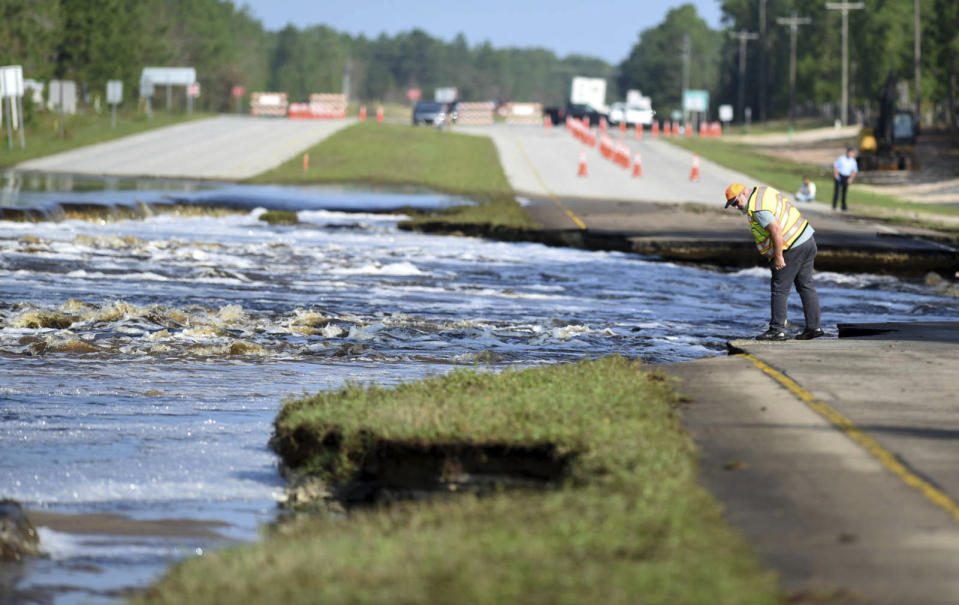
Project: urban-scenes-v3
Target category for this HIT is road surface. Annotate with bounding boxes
[17,115,354,180]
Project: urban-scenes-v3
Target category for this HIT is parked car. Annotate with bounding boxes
[412,101,456,127]
[607,102,655,127]
[544,103,607,126]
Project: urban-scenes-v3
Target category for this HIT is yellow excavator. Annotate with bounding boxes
[858,72,918,170]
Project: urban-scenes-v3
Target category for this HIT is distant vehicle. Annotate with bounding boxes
[544,103,607,126]
[858,72,917,170]
[412,101,455,127]
[607,102,655,127]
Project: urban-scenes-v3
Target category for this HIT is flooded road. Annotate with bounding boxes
[1,175,956,603]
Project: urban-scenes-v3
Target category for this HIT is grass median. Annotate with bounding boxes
[250,121,536,230]
[0,109,209,168]
[666,136,959,234]
[137,357,781,605]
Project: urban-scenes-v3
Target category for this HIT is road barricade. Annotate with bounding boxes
[505,102,543,125]
[456,102,495,125]
[250,92,288,116]
[289,93,348,119]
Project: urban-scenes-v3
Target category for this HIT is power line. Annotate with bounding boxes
[729,30,759,124]
[825,1,864,126]
[776,11,812,128]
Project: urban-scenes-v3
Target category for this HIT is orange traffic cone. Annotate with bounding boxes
[359,106,367,121]
[544,115,552,129]
[376,106,384,123]
[303,153,309,173]
[632,152,642,178]
[685,122,692,137]
[619,120,626,134]
[577,150,588,177]
[689,154,701,182]
[635,123,643,141]
[600,116,607,133]
[651,122,659,138]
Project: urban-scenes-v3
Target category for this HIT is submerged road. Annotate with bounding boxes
[16,115,354,180]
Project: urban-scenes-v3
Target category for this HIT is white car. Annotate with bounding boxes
[607,102,655,127]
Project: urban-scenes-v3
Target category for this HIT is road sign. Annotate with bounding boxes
[407,88,421,101]
[106,80,123,104]
[719,104,734,122]
[682,89,709,113]
[188,82,200,98]
[0,65,24,98]
[434,87,457,103]
[232,85,246,97]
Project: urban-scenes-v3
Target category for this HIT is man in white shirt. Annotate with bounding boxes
[795,176,817,201]
[832,147,858,211]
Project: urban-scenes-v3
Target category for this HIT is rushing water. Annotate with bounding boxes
[1,177,956,604]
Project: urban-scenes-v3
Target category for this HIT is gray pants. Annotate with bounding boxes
[770,236,820,331]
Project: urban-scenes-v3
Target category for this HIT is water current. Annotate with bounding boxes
[1,175,956,604]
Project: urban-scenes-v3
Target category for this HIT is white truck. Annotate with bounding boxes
[608,89,655,127]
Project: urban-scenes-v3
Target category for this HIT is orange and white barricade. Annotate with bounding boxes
[456,102,495,125]
[505,102,543,125]
[250,92,288,116]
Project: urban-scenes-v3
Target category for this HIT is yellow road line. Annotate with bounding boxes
[513,138,586,230]
[739,352,959,523]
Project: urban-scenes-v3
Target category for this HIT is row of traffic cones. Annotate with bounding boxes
[358,106,385,122]
[577,149,700,182]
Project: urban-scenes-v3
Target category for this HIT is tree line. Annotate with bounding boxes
[618,1,958,126]
[0,0,955,125]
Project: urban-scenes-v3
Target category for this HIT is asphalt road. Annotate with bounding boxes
[665,325,959,604]
[17,115,354,180]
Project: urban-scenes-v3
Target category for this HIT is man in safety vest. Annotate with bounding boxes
[725,183,824,341]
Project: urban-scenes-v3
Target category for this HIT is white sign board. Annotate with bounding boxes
[107,80,123,104]
[23,79,44,105]
[48,80,77,114]
[0,65,24,98]
[570,77,606,109]
[719,104,734,122]
[140,67,196,86]
[682,89,709,113]
[434,87,457,103]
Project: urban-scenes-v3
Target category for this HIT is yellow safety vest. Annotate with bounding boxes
[746,186,809,259]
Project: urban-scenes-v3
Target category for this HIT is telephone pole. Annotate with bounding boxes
[826,1,864,126]
[758,0,767,122]
[681,34,691,123]
[777,11,812,129]
[730,30,759,124]
[914,0,921,126]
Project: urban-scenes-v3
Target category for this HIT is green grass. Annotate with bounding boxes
[137,357,781,605]
[718,117,835,136]
[258,209,298,225]
[666,137,959,232]
[250,121,536,229]
[0,109,210,168]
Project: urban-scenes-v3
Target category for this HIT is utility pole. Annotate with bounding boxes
[681,34,691,124]
[914,0,921,127]
[777,11,812,129]
[758,0,767,122]
[730,30,759,124]
[826,1,864,126]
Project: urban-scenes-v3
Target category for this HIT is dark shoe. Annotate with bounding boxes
[795,328,825,340]
[755,328,788,341]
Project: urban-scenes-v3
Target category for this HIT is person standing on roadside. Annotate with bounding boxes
[832,147,858,211]
[724,183,824,341]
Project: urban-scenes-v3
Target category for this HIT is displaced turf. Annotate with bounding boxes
[137,357,781,605]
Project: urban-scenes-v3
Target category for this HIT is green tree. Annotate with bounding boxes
[618,4,721,118]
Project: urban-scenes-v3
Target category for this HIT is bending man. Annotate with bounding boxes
[725,183,824,341]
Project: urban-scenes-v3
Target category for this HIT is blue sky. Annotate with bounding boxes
[238,0,724,65]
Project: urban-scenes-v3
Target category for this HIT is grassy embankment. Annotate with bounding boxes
[249,121,536,230]
[666,136,959,234]
[137,357,781,605]
[0,109,210,168]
